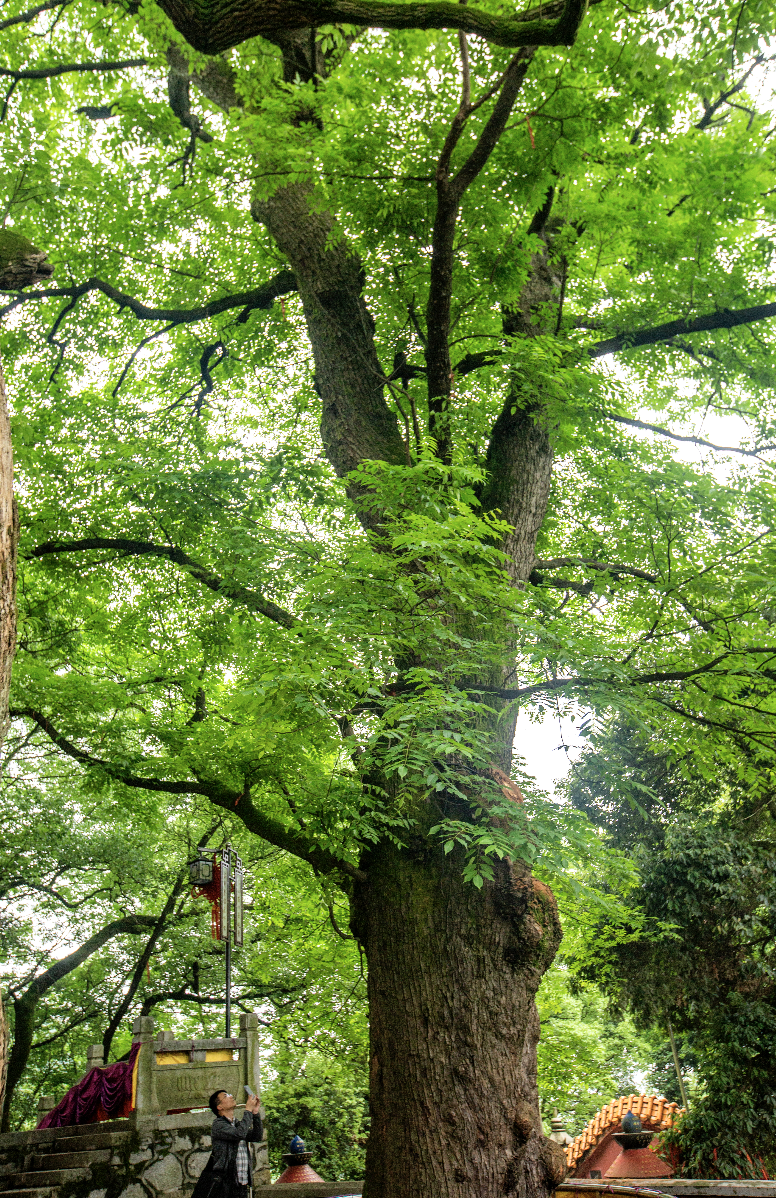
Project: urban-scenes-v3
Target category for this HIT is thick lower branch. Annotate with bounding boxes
[0,59,146,80]
[28,537,298,628]
[0,271,297,325]
[157,0,587,54]
[10,707,365,882]
[589,301,776,357]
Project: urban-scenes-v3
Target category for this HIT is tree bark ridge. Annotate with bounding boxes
[353,841,567,1198]
[156,0,587,54]
[252,183,406,509]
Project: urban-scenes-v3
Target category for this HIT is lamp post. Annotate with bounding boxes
[189,845,244,1038]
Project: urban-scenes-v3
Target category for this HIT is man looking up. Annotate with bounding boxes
[192,1090,263,1198]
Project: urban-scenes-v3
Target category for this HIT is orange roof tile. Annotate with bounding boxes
[565,1095,684,1172]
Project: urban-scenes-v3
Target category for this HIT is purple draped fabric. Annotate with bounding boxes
[37,1041,141,1128]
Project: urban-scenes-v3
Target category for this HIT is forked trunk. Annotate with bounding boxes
[352,840,567,1198]
[253,175,565,1198]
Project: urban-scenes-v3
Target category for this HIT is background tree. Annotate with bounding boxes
[3,0,776,1193]
[566,725,776,1177]
[535,966,658,1134]
[0,770,367,1136]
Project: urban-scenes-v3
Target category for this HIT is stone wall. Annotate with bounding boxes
[0,1108,270,1198]
[127,1109,270,1198]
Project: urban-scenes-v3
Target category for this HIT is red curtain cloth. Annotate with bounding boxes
[37,1041,141,1128]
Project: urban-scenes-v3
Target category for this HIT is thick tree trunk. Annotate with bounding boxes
[352,840,567,1198]
[0,356,17,753]
[482,404,553,589]
[251,185,407,495]
[252,175,568,1198]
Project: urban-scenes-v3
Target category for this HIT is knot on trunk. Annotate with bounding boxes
[539,1134,569,1187]
[502,1112,568,1195]
[493,863,562,977]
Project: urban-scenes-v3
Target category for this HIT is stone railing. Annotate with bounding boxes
[132,1012,262,1118]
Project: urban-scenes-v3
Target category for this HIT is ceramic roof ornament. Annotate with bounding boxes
[277,1133,324,1184]
[621,1111,643,1133]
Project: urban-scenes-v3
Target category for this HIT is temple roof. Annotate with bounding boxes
[566,1094,684,1172]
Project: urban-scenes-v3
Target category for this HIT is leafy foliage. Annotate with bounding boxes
[263,1054,368,1181]
[3,0,776,1177]
[565,726,776,1176]
[536,967,659,1134]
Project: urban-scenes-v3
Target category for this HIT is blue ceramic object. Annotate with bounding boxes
[289,1135,306,1155]
[621,1111,642,1133]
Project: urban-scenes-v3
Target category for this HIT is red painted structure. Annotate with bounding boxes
[606,1145,673,1178]
[566,1096,683,1178]
[276,1162,325,1183]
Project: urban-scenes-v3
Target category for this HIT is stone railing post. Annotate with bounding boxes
[132,1015,155,1118]
[239,1012,261,1098]
[86,1045,104,1070]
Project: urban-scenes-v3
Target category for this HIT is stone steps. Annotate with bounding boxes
[43,1120,131,1141]
[0,1169,90,1190]
[29,1151,111,1172]
[49,1132,129,1152]
[0,1187,57,1198]
[0,1120,133,1198]
[0,1110,269,1198]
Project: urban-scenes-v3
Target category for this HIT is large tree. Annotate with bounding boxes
[3,0,776,1193]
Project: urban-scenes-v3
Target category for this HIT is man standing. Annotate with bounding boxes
[192,1090,263,1198]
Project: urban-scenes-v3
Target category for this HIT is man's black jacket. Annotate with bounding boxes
[191,1110,264,1198]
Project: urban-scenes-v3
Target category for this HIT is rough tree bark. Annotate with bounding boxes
[252,183,407,494]
[0,995,7,1133]
[246,187,566,1198]
[351,841,566,1198]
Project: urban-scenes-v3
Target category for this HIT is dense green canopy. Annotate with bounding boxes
[3,0,776,1184]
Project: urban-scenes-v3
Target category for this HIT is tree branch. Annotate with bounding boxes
[156,0,588,55]
[103,873,187,1060]
[139,988,279,1018]
[26,916,160,1000]
[0,270,298,327]
[10,707,366,882]
[0,0,70,32]
[32,1008,102,1050]
[449,49,534,204]
[602,412,776,459]
[3,879,114,909]
[426,48,534,461]
[28,537,298,628]
[486,647,776,700]
[589,301,776,358]
[534,557,658,582]
[0,59,146,81]
[695,56,765,130]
